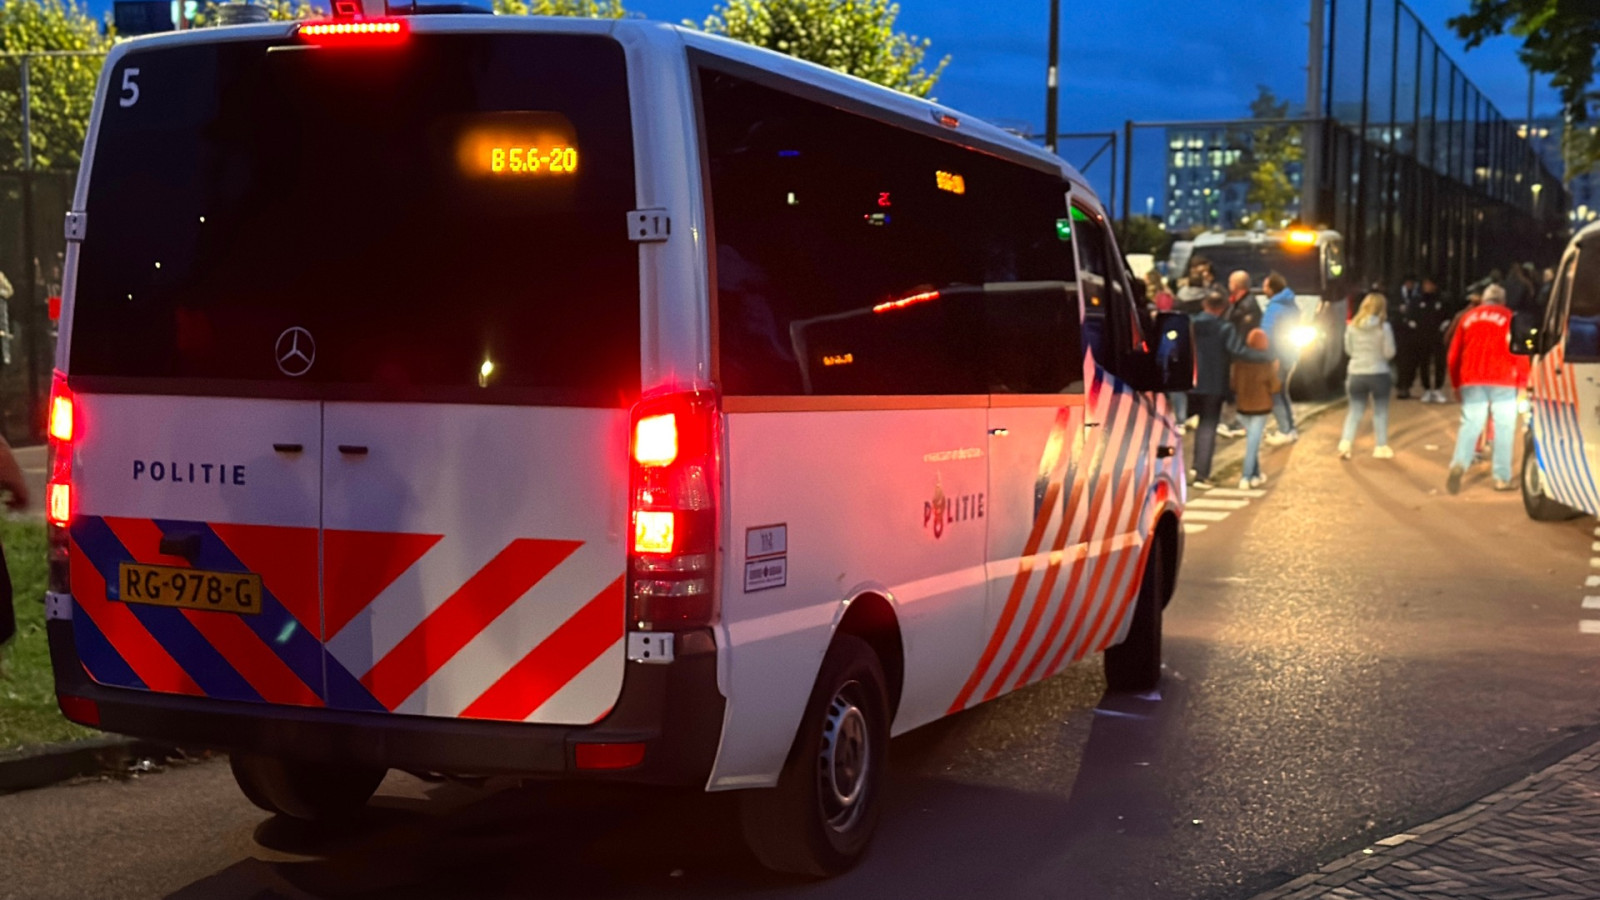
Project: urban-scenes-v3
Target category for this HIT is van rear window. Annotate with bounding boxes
[70,33,638,402]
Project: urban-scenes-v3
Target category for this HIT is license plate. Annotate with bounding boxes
[118,563,263,615]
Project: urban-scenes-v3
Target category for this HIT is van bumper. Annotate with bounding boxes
[47,620,725,787]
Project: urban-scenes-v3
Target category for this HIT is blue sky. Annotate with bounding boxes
[632,0,1557,207]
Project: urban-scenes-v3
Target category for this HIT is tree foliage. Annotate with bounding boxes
[1450,0,1600,181]
[700,0,947,98]
[492,0,625,16]
[1226,86,1302,227]
[0,0,111,172]
[1120,215,1171,258]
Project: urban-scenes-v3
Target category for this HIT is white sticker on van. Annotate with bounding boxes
[745,524,786,559]
[744,557,787,593]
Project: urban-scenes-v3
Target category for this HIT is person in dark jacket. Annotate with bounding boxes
[1189,289,1274,489]
[1216,270,1260,437]
[1411,277,1451,402]
[1392,275,1422,398]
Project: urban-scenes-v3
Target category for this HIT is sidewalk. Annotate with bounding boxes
[1251,738,1600,899]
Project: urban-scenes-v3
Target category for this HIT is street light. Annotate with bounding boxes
[1146,196,1154,218]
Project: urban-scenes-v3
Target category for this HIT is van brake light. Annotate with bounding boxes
[627,391,719,631]
[49,393,73,442]
[47,483,70,527]
[297,19,408,46]
[46,372,74,590]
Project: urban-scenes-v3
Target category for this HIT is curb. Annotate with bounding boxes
[1248,737,1600,899]
[0,735,182,795]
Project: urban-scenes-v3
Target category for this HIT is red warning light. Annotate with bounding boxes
[878,192,892,208]
[298,19,408,46]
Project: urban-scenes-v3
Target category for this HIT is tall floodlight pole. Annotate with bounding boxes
[1045,0,1060,153]
[1303,0,1325,225]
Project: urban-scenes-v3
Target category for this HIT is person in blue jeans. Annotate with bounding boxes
[1339,292,1398,459]
[1445,284,1529,493]
[1188,289,1274,488]
[1231,328,1281,489]
[1260,272,1301,445]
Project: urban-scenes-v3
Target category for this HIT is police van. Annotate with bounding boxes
[1512,222,1600,522]
[45,7,1193,875]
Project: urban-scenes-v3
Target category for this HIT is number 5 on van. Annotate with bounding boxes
[46,11,1191,879]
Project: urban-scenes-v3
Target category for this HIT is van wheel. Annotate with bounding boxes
[1522,433,1583,521]
[229,753,386,822]
[1104,542,1164,693]
[739,634,889,877]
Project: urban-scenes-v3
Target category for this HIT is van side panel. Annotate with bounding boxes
[708,404,988,789]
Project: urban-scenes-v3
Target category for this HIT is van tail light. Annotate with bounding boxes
[627,391,719,631]
[46,371,73,593]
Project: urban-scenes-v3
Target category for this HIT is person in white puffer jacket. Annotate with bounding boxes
[1339,292,1399,460]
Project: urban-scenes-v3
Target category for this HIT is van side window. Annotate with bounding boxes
[1566,248,1600,362]
[700,68,1082,396]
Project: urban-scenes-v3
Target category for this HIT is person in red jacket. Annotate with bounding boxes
[1446,284,1530,494]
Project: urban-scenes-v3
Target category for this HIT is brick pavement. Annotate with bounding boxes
[1251,739,1600,899]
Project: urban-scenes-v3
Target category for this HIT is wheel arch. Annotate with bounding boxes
[830,589,905,722]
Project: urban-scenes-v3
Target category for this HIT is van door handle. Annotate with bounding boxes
[1157,445,1176,458]
[1086,421,1102,428]
[337,445,369,456]
[988,428,1009,436]
[272,443,302,454]
[158,534,202,563]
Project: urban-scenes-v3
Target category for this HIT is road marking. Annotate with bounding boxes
[1182,523,1208,534]
[1206,488,1265,498]
[1186,498,1251,510]
[1588,576,1600,588]
[1582,620,1600,634]
[1589,558,1600,569]
[1584,597,1600,610]
[1183,510,1232,522]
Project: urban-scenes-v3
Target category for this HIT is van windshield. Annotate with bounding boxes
[70,32,638,402]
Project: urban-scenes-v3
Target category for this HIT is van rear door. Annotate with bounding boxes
[67,30,639,723]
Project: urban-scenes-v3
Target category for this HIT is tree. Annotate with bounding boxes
[492,0,624,16]
[1226,86,1303,227]
[0,0,112,172]
[699,0,947,98]
[1450,1,1600,180]
[1119,215,1171,258]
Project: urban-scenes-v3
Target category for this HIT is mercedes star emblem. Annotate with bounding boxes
[275,326,316,377]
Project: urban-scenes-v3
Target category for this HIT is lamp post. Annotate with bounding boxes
[1045,0,1060,153]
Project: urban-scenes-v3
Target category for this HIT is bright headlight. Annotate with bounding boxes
[1289,325,1320,350]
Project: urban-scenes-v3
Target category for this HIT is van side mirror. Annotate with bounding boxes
[1509,309,1548,356]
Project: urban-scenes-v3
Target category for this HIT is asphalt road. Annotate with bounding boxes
[2,398,1598,900]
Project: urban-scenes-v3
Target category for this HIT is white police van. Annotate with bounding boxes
[45,6,1193,875]
[1513,222,1600,522]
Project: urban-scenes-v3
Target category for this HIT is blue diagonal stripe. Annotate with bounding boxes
[71,600,145,691]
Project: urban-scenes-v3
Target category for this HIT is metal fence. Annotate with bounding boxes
[1117,0,1571,299]
[0,50,104,443]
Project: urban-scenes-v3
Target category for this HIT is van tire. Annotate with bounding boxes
[1522,433,1583,521]
[1104,542,1163,693]
[739,634,889,877]
[229,753,386,822]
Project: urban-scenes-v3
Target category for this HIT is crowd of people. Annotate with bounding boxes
[1147,257,1544,496]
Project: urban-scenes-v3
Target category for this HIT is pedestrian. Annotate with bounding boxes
[1188,289,1274,489]
[1145,269,1174,314]
[1536,266,1556,310]
[1442,286,1483,351]
[1446,283,1529,494]
[0,435,29,648]
[1232,327,1281,489]
[1259,272,1300,444]
[1413,277,1450,403]
[1392,275,1421,399]
[1217,269,1260,438]
[1504,262,1537,314]
[1175,256,1216,314]
[1338,292,1397,460]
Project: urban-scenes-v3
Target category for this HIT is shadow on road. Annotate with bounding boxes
[163,678,1195,900]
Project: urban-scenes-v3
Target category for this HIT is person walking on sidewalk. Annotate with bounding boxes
[1339,292,1398,460]
[1208,270,1259,440]
[1232,328,1281,490]
[1260,272,1300,445]
[1189,289,1275,489]
[1446,284,1529,494]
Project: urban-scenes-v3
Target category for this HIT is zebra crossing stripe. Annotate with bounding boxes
[1582,621,1600,634]
[1187,498,1250,510]
[1583,597,1600,610]
[1205,488,1265,498]
[1182,523,1208,534]
[1183,510,1231,522]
